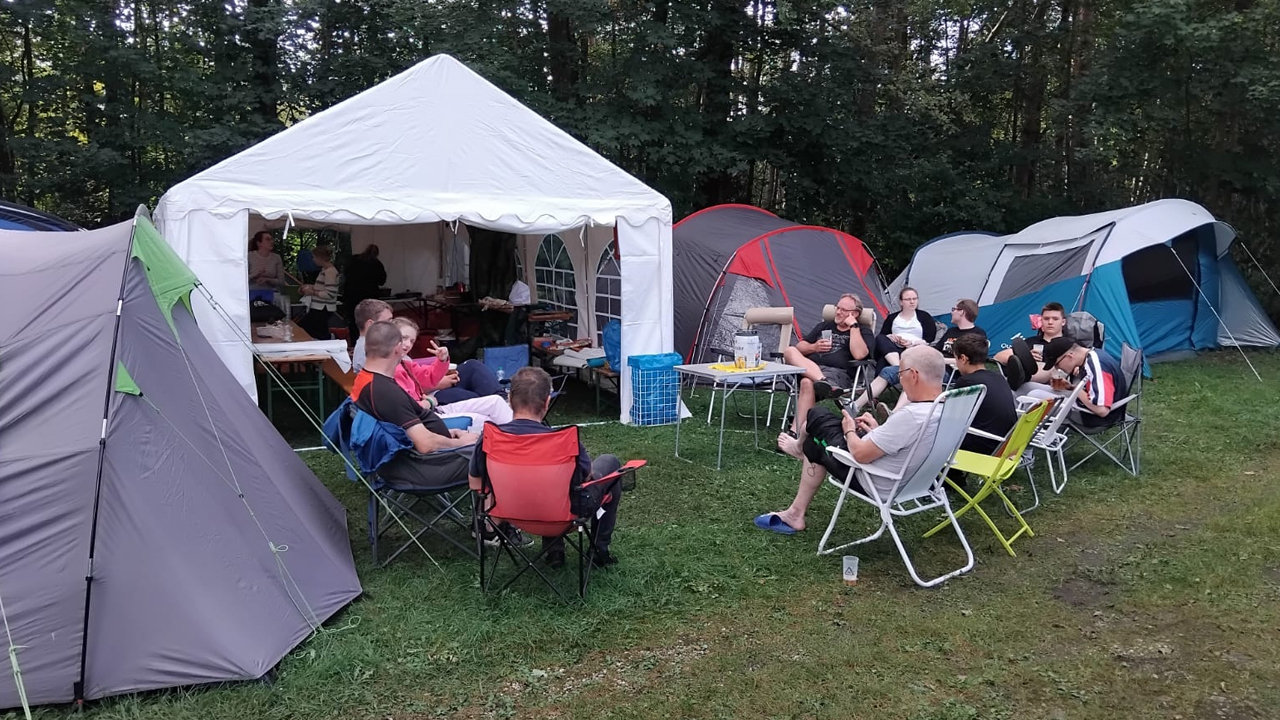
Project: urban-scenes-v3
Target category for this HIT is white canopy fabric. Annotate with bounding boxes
[155,54,674,422]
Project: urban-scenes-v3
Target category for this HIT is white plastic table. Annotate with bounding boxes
[673,362,807,469]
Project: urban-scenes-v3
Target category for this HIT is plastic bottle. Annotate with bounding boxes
[283,323,293,342]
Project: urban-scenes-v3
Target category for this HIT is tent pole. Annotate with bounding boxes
[74,218,140,704]
[1168,247,1263,382]
[1238,242,1280,298]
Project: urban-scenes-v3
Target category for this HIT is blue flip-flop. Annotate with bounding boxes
[753,513,797,535]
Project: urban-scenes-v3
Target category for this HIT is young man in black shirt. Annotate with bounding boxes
[468,366,626,568]
[781,293,873,435]
[352,321,479,489]
[951,333,1017,456]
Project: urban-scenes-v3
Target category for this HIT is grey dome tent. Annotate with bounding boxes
[674,204,889,363]
[0,217,361,709]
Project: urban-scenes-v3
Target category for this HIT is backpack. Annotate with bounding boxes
[1065,312,1103,349]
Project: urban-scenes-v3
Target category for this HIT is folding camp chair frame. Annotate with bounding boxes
[476,501,602,604]
[925,400,1052,557]
[1016,378,1087,498]
[369,482,477,566]
[477,460,643,602]
[816,385,986,588]
[1066,344,1144,477]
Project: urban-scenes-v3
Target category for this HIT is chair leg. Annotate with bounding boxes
[888,497,975,588]
[1006,458,1040,515]
[927,478,1033,557]
[817,476,888,557]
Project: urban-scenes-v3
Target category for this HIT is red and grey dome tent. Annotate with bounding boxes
[674,204,889,362]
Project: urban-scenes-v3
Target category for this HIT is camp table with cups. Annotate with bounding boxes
[673,357,805,470]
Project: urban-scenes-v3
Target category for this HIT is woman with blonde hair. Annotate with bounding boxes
[389,317,513,431]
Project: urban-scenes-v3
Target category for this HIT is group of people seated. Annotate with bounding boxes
[754,292,1128,535]
[342,299,628,568]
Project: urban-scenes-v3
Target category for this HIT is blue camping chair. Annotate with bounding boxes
[482,344,568,415]
[323,400,477,565]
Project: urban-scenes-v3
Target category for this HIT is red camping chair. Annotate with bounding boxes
[475,422,644,602]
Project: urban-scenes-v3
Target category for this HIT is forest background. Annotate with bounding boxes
[3,0,1278,314]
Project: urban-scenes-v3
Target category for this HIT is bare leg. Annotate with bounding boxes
[791,377,817,433]
[783,346,824,382]
[770,460,827,532]
[885,351,901,367]
[854,376,888,411]
[992,348,1015,364]
[776,420,809,459]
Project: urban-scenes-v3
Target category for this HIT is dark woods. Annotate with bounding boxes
[3,0,1278,305]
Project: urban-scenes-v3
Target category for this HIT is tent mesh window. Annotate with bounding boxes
[595,241,622,344]
[535,234,578,336]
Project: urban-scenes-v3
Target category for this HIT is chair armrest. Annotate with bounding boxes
[966,427,1005,442]
[582,459,647,488]
[827,446,858,468]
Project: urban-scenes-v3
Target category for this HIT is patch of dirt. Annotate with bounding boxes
[1196,694,1265,720]
[1110,638,1177,673]
[1262,566,1280,585]
[1053,575,1114,609]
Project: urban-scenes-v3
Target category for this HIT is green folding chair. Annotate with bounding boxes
[924,399,1052,557]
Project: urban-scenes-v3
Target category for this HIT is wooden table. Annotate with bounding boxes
[251,321,350,423]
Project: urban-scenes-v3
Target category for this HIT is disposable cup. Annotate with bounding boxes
[842,555,859,586]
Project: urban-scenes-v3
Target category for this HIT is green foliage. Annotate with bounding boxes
[2,0,1279,312]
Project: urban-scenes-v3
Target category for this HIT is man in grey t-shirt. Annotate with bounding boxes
[754,345,946,534]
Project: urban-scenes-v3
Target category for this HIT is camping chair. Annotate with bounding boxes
[1016,378,1087,498]
[709,306,798,427]
[924,399,1052,557]
[820,303,878,410]
[818,384,986,588]
[1066,343,1144,476]
[483,344,568,414]
[475,422,645,602]
[324,401,477,566]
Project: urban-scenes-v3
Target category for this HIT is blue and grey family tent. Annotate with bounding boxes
[887,199,1280,360]
[0,217,361,709]
[674,204,889,363]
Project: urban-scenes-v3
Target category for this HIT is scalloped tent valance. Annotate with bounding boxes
[154,55,673,421]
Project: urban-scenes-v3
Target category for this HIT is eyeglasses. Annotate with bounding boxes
[901,367,920,378]
[835,306,859,314]
[951,306,961,311]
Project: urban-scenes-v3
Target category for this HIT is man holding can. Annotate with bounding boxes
[781,293,873,437]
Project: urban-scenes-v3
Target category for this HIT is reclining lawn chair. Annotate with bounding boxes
[1016,378,1087,499]
[475,422,644,602]
[1066,343,1144,476]
[924,399,1052,557]
[323,399,477,566]
[818,384,986,588]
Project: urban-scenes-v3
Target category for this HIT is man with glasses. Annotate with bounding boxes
[755,346,947,535]
[781,293,874,436]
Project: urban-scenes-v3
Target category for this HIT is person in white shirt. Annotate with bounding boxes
[874,286,938,368]
[754,345,946,534]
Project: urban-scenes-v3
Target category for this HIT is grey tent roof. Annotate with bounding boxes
[0,219,361,708]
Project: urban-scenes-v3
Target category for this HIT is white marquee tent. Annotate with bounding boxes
[155,54,674,422]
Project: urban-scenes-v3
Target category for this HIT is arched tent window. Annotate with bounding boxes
[535,234,578,336]
[595,241,621,344]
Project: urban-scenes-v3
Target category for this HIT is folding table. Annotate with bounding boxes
[673,362,806,470]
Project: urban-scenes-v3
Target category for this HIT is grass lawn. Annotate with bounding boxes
[25,352,1280,720]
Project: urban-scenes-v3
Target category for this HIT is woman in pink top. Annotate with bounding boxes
[391,318,513,430]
